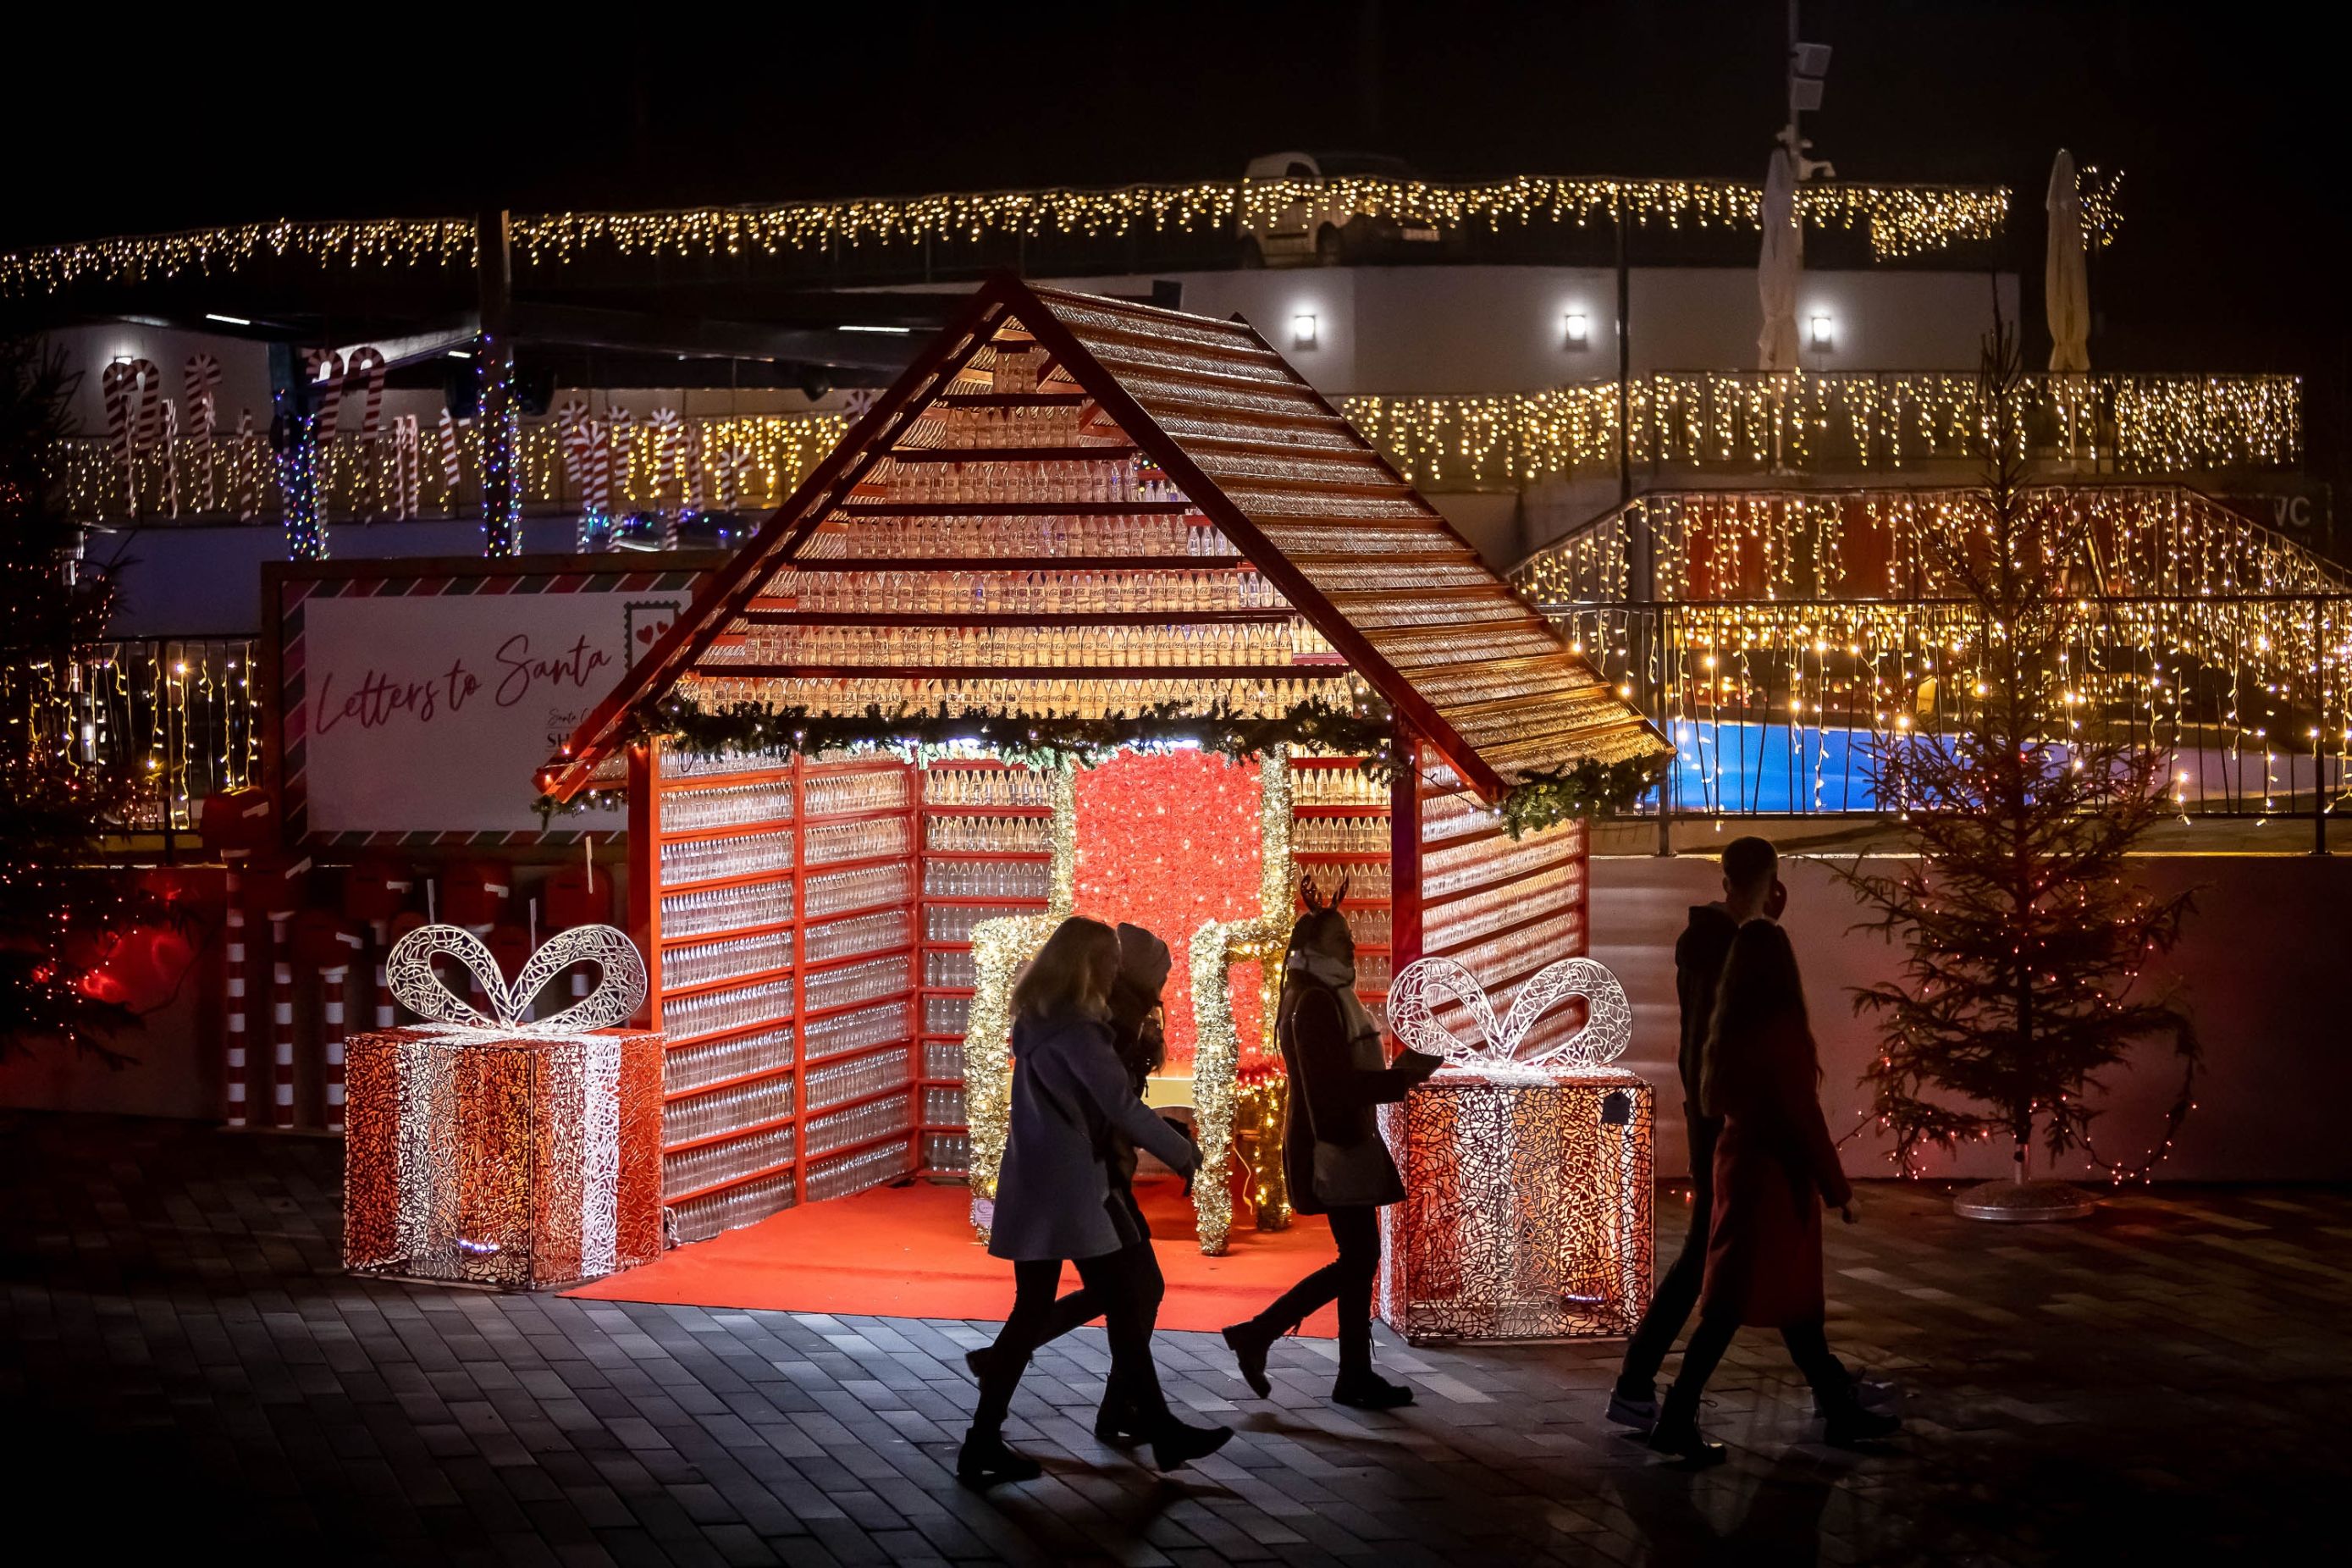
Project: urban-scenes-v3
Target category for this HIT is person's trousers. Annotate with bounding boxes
[1243,1203,1381,1376]
[1616,1111,1717,1394]
[1030,1236,1165,1369]
[1668,1311,1850,1406]
[974,1245,1170,1436]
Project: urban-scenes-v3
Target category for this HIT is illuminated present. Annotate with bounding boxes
[1376,956,1654,1342]
[343,924,663,1289]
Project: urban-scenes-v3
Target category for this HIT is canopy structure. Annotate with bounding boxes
[537,276,1665,1242]
[542,274,1665,804]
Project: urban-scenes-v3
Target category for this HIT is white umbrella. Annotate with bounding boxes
[1757,138,1803,371]
[2046,148,2090,373]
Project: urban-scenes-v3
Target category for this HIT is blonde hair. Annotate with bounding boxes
[1013,916,1121,1022]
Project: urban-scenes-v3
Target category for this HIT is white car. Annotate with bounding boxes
[1239,152,1452,267]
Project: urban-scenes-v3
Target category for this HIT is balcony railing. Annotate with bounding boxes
[47,371,2305,528]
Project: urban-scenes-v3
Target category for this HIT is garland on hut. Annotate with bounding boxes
[538,693,1661,836]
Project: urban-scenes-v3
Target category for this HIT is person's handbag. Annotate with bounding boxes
[1311,1132,1402,1209]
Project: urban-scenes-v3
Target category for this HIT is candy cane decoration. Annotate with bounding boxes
[306,349,345,445]
[269,918,298,1129]
[184,354,221,511]
[559,410,594,501]
[223,853,250,1127]
[101,359,160,516]
[345,345,387,439]
[715,444,751,510]
[233,410,260,521]
[438,408,464,496]
[391,414,422,518]
[162,400,182,518]
[605,406,633,511]
[646,408,682,505]
[131,358,165,451]
[581,419,613,519]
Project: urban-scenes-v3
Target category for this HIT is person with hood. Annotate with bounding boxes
[1220,878,1441,1410]
[1606,836,1785,1431]
[965,922,1185,1446]
[960,916,1231,1486]
[1646,918,1900,1464]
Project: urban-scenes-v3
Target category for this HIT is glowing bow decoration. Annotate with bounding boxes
[387,923,646,1035]
[1386,956,1633,1080]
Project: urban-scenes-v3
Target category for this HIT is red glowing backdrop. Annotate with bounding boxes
[1073,749,1264,1069]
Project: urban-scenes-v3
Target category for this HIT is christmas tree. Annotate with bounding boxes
[1838,329,2199,1206]
[0,337,157,1063]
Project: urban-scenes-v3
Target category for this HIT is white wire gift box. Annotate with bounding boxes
[343,925,665,1290]
[1376,958,1654,1342]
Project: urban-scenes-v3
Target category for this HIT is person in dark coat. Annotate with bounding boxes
[1647,919,1901,1465]
[1219,881,1440,1410]
[960,916,1231,1487]
[1606,836,1785,1431]
[965,923,1184,1445]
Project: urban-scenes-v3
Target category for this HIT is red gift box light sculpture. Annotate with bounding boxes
[344,923,664,1289]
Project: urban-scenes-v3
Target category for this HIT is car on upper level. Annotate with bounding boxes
[1239,151,1457,267]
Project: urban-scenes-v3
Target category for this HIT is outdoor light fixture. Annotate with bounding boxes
[1808,314,1835,351]
[204,312,252,327]
[838,323,912,334]
[1563,312,1590,348]
[446,348,472,360]
[1292,312,1318,349]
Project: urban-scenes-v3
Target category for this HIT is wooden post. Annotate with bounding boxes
[477,208,521,556]
[1389,722,1422,973]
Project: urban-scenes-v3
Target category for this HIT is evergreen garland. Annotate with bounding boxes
[539,693,1661,834]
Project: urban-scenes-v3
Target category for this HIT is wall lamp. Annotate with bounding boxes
[1808,313,1836,351]
[1291,312,1318,349]
[1563,312,1590,348]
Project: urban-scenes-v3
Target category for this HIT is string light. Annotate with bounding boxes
[0,174,2016,295]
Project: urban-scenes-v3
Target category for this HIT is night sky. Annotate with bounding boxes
[13,3,2345,481]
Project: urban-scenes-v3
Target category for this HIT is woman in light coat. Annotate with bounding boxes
[961,916,1231,1485]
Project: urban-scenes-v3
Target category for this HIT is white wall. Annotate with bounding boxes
[1591,852,2352,1184]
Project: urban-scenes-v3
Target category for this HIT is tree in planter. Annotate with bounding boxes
[0,336,161,1064]
[1838,328,2199,1217]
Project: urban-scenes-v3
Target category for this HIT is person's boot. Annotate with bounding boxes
[1221,1321,1274,1398]
[1606,1376,1660,1432]
[1331,1367,1415,1410]
[1092,1386,1148,1446]
[1818,1377,1902,1445]
[963,1344,997,1383]
[1146,1416,1234,1471]
[1646,1384,1727,1467]
[956,1426,1042,1488]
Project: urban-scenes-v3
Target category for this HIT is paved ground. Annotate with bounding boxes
[4,1113,2346,1566]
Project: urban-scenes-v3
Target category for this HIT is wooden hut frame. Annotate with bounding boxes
[543,276,1668,1243]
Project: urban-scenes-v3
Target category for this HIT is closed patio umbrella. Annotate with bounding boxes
[1757,138,1803,371]
[2046,148,2090,372]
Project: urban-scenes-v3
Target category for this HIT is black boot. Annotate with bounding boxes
[957,1427,1042,1488]
[1092,1387,1148,1446]
[1332,1368,1415,1410]
[1819,1378,1902,1446]
[1647,1384,1727,1467]
[963,1344,997,1383]
[1221,1321,1274,1398]
[1147,1416,1234,1471]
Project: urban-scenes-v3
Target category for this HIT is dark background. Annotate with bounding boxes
[9,3,2343,493]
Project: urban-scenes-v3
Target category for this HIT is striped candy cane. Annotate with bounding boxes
[716,444,750,510]
[269,918,297,1129]
[391,415,422,518]
[586,420,615,518]
[605,406,633,511]
[645,408,682,505]
[184,355,220,511]
[223,853,250,1126]
[162,400,181,518]
[233,410,260,521]
[559,411,593,500]
[130,358,164,451]
[345,345,387,438]
[438,409,464,495]
[306,349,345,445]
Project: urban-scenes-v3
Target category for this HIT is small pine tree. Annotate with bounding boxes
[1837,329,2199,1184]
[0,337,156,1063]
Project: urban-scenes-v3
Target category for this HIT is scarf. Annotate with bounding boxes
[1287,947,1383,1057]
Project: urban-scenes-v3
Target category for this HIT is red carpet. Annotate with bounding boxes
[567,1178,1339,1336]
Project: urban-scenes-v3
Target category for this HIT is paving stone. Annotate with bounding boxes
[5,1110,2346,1564]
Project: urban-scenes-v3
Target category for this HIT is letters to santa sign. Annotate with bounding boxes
[265,554,723,845]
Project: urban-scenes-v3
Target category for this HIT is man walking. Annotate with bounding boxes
[1604,836,1783,1430]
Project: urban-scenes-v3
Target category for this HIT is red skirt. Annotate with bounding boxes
[1700,1116,1828,1327]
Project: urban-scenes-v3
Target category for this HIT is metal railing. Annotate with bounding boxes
[1537,594,2349,828]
